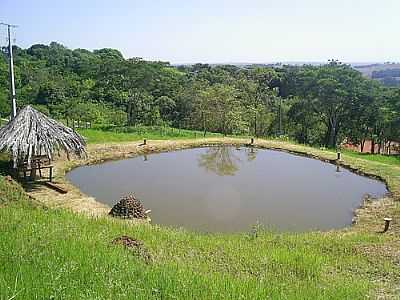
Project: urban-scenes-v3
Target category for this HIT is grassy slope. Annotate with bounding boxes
[0,129,399,299]
[77,127,223,144]
[80,127,399,167]
[338,149,400,166]
[1,189,395,300]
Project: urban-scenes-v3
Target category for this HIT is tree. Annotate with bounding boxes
[157,96,176,123]
[196,84,244,136]
[125,89,160,126]
[296,62,364,148]
[1,41,398,156]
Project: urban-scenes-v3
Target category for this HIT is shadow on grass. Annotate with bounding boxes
[0,154,12,177]
[0,153,52,191]
[21,181,50,193]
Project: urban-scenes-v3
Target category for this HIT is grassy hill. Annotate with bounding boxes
[0,131,399,299]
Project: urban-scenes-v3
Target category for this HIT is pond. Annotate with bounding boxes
[67,146,388,232]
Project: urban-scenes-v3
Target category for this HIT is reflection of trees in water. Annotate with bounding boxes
[198,147,240,176]
[198,146,258,176]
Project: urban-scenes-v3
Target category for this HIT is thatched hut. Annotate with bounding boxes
[0,105,86,172]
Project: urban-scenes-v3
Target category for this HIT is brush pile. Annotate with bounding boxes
[109,194,148,219]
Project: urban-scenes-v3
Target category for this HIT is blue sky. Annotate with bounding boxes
[1,0,399,63]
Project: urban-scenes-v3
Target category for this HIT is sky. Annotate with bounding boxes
[1,0,399,64]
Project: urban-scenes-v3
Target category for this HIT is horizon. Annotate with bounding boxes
[3,40,399,66]
[1,0,399,64]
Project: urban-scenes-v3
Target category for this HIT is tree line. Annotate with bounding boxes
[0,42,399,152]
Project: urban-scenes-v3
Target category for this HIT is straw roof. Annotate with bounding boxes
[0,105,86,168]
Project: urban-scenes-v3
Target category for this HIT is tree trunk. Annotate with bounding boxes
[304,126,308,144]
[222,114,227,136]
[326,117,337,148]
[127,102,133,125]
[324,123,331,147]
[254,114,257,137]
[202,112,207,137]
[360,139,365,153]
[371,139,375,154]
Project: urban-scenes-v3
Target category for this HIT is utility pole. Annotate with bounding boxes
[279,97,282,135]
[1,22,18,119]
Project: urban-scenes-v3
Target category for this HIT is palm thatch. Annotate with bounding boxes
[0,105,86,168]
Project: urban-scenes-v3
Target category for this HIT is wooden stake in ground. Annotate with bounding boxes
[383,218,392,233]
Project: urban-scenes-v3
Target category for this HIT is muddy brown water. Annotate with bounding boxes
[67,147,388,233]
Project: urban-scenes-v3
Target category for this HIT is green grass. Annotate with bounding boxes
[1,130,399,299]
[0,118,8,127]
[339,149,400,166]
[77,126,222,144]
[78,127,399,167]
[1,189,397,299]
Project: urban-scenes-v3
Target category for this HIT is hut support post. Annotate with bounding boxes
[30,167,37,181]
[29,146,37,181]
[49,167,53,182]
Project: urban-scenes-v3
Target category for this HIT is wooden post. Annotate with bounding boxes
[29,148,37,181]
[38,161,42,178]
[30,167,37,181]
[383,218,392,233]
[49,166,53,182]
[143,139,147,145]
[337,152,341,160]
[251,138,254,145]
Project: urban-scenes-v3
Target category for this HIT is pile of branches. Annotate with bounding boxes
[109,194,149,219]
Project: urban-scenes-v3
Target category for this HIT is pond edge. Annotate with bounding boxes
[27,138,399,235]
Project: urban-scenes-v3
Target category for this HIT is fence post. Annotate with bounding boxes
[383,218,392,232]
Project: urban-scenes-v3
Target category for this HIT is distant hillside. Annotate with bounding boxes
[353,63,400,87]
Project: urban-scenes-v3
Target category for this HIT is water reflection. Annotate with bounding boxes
[245,147,258,162]
[67,147,388,232]
[198,146,259,175]
[198,147,241,176]
[334,164,343,178]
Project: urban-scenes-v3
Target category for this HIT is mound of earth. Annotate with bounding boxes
[112,235,143,248]
[112,235,152,263]
[109,194,148,219]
